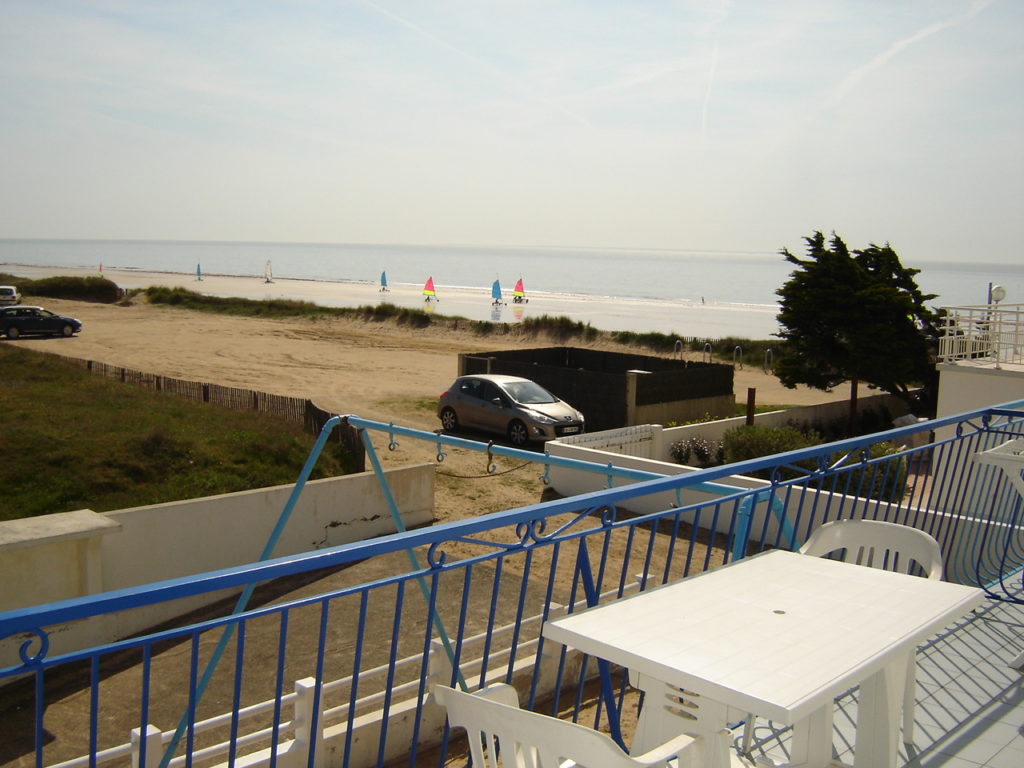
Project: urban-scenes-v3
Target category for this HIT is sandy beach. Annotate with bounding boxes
[2,264,839,428]
[3,263,783,339]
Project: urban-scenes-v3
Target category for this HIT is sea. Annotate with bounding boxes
[2,238,1021,339]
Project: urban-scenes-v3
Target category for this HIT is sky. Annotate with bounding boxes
[1,0,1022,265]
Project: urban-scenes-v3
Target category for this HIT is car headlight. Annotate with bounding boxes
[523,410,557,425]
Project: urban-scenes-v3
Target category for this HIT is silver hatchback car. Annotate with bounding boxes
[0,285,21,306]
[437,374,585,447]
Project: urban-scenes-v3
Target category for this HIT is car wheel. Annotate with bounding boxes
[508,419,529,447]
[439,407,459,431]
[6,326,19,340]
[61,324,74,337]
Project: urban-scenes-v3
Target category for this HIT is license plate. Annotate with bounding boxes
[561,426,580,434]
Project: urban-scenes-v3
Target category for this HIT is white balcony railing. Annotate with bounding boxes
[939,303,1024,366]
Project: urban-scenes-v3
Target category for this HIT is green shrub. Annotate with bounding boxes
[669,440,691,464]
[669,436,723,467]
[802,405,898,442]
[520,314,596,341]
[839,441,908,503]
[722,424,907,501]
[722,424,821,479]
[21,276,122,303]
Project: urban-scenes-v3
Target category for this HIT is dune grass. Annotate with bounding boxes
[0,345,357,520]
[142,286,781,363]
[0,272,122,303]
[1,275,781,364]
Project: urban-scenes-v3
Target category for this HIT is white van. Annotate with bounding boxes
[0,286,21,306]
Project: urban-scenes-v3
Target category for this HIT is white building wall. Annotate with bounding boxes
[935,363,1024,426]
[0,465,434,668]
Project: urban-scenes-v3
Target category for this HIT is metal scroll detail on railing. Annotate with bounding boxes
[16,627,49,665]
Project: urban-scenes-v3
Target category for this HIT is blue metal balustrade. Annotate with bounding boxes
[1,401,1022,768]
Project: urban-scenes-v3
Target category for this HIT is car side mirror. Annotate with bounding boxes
[491,397,504,407]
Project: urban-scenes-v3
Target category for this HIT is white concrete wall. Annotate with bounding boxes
[634,393,735,427]
[935,364,1024,429]
[0,509,121,612]
[930,364,1023,515]
[555,392,909,467]
[546,441,914,547]
[661,392,908,454]
[545,441,797,540]
[1,464,434,668]
[101,464,434,593]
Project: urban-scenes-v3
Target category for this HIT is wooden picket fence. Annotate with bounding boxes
[52,353,365,471]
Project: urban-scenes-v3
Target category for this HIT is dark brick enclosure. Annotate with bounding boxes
[459,347,734,432]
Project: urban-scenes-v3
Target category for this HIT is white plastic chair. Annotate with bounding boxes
[742,519,944,753]
[798,519,944,579]
[432,682,702,768]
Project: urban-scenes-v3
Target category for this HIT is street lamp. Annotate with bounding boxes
[991,284,1006,368]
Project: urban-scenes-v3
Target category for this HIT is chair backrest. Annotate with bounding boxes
[433,683,664,768]
[799,519,943,579]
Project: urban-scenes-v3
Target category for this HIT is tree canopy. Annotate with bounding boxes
[775,231,939,412]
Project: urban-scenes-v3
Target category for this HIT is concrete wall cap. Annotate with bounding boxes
[0,509,122,552]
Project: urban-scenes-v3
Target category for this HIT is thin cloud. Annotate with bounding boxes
[827,0,996,107]
[700,0,731,138]
[353,0,593,128]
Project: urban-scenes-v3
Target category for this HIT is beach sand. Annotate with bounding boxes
[4,263,783,339]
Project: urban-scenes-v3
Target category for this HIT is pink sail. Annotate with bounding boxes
[422,276,436,297]
[512,277,527,303]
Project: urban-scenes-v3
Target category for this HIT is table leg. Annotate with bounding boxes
[789,705,835,768]
[853,654,909,768]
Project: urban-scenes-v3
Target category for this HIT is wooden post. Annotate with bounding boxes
[625,370,650,427]
[848,378,859,436]
[745,388,756,426]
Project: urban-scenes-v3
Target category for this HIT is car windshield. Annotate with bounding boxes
[503,381,557,405]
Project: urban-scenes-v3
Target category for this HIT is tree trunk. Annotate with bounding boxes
[847,377,859,436]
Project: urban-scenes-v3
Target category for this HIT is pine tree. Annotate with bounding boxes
[775,232,938,426]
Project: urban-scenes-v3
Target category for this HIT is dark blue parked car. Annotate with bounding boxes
[0,305,82,339]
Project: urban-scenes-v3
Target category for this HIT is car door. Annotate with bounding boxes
[476,381,511,433]
[453,378,487,429]
[21,308,54,334]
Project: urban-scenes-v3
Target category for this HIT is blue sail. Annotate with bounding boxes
[491,279,502,300]
[380,271,388,289]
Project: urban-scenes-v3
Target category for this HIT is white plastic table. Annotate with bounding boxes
[543,549,985,768]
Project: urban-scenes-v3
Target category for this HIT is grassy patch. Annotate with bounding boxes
[407,396,442,413]
[0,345,356,520]
[733,403,798,416]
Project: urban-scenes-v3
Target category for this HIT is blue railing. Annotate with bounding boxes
[1,402,1022,768]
